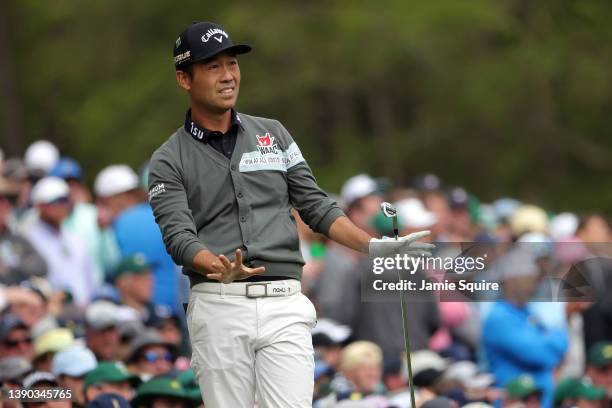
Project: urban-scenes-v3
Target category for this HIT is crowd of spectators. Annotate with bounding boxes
[0,140,611,408]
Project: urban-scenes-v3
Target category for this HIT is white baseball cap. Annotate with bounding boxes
[94,165,139,198]
[549,212,578,241]
[395,198,438,229]
[86,301,119,329]
[52,345,97,377]
[340,174,379,207]
[30,176,70,204]
[24,140,59,174]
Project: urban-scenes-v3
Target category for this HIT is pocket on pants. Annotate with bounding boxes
[299,293,317,328]
[193,340,236,370]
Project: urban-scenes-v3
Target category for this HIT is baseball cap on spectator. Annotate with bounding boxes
[52,345,97,377]
[396,198,438,229]
[30,176,70,205]
[126,329,176,363]
[112,253,150,282]
[492,198,521,221]
[509,205,549,236]
[33,328,74,357]
[447,186,469,209]
[49,157,83,181]
[0,356,32,382]
[86,301,120,330]
[517,232,554,259]
[443,360,494,390]
[554,377,581,405]
[22,371,59,389]
[496,247,539,280]
[173,22,251,71]
[94,165,139,198]
[177,369,203,401]
[412,173,441,191]
[573,378,606,401]
[85,393,131,408]
[312,319,352,348]
[505,374,541,399]
[340,174,380,208]
[24,140,59,176]
[132,376,200,408]
[84,362,140,390]
[549,212,578,241]
[340,341,383,372]
[0,313,28,341]
[587,341,612,367]
[409,350,449,388]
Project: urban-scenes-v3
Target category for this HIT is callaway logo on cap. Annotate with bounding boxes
[173,21,251,70]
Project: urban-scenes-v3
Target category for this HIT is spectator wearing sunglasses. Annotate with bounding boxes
[23,177,96,305]
[0,313,33,360]
[127,329,176,380]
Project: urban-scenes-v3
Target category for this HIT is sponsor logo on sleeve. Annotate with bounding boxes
[148,183,166,200]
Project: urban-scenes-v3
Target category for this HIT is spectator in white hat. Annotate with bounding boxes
[23,177,96,305]
[53,345,97,408]
[23,141,59,181]
[95,164,181,311]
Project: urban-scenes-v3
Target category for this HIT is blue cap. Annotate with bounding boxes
[86,393,131,408]
[52,345,97,377]
[48,157,83,180]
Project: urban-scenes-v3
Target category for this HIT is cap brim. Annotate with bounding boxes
[187,44,252,66]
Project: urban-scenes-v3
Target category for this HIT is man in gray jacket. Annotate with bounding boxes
[149,21,432,408]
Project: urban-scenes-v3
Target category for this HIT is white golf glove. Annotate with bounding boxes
[369,230,435,258]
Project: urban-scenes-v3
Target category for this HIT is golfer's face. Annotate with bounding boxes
[190,53,241,114]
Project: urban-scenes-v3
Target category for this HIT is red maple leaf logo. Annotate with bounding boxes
[256,133,272,146]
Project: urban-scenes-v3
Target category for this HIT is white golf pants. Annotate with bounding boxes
[186,282,317,407]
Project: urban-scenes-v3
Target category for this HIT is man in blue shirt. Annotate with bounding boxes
[483,248,568,408]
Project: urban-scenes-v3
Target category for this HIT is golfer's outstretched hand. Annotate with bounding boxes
[206,248,266,283]
[369,230,435,258]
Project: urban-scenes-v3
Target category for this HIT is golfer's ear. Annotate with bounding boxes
[176,70,191,91]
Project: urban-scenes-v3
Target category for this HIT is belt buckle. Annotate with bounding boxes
[245,282,268,298]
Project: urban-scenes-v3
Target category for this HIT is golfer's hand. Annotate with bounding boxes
[206,249,266,284]
[369,230,435,257]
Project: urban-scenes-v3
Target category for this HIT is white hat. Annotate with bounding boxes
[409,350,449,376]
[340,174,379,206]
[24,140,59,173]
[94,165,139,197]
[549,212,578,241]
[52,345,97,377]
[496,247,539,280]
[86,301,119,329]
[30,176,70,204]
[396,198,438,229]
[443,360,494,390]
[311,318,352,344]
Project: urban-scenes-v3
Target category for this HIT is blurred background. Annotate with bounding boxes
[1,0,611,212]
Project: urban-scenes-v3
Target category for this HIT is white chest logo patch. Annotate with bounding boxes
[239,133,305,173]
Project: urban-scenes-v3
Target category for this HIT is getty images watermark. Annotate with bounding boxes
[363,242,612,302]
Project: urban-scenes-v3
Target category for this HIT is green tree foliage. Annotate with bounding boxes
[1,0,611,212]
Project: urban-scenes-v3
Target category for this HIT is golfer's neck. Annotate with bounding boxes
[191,105,231,133]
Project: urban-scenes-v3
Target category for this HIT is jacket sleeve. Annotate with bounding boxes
[483,308,568,369]
[148,144,207,268]
[277,122,345,236]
